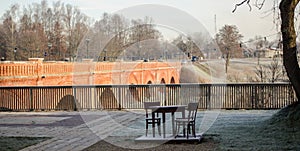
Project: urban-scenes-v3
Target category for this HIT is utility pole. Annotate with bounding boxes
[214,14,217,34]
[86,38,90,58]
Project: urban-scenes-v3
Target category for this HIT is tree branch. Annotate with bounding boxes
[232,0,266,13]
[255,0,266,10]
[232,0,252,13]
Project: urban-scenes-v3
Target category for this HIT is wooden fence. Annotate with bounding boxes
[0,83,297,111]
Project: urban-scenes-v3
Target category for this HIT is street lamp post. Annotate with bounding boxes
[164,49,168,61]
[86,38,90,58]
[257,51,260,65]
[35,49,39,58]
[122,49,126,61]
[48,43,52,60]
[13,47,17,61]
[138,44,142,60]
[103,49,107,61]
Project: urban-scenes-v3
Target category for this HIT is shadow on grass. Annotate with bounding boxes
[84,135,218,151]
[0,136,50,151]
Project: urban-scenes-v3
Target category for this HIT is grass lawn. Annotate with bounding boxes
[0,136,50,151]
[85,110,300,150]
[209,110,300,150]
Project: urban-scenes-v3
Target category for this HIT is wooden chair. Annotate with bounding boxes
[144,102,161,136]
[175,102,198,139]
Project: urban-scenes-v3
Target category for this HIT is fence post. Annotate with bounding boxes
[252,85,255,109]
[254,85,258,109]
[207,84,211,109]
[30,87,33,111]
[90,87,96,110]
[164,85,167,106]
[73,87,77,111]
[118,86,122,110]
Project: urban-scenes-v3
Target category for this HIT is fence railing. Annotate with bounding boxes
[0,83,297,111]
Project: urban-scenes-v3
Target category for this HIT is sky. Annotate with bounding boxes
[0,0,280,42]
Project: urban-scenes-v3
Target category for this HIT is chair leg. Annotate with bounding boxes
[146,122,148,136]
[187,124,190,139]
[193,124,196,137]
[175,122,180,138]
[182,122,186,137]
[157,121,161,136]
[188,124,191,134]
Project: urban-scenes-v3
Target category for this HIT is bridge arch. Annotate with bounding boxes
[169,69,179,84]
[170,77,175,84]
[157,70,168,84]
[128,72,139,84]
[109,61,180,85]
[160,78,166,84]
[142,70,155,84]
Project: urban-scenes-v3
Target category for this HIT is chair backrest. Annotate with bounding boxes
[187,102,198,121]
[144,102,160,118]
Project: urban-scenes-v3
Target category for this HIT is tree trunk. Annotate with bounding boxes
[280,0,300,100]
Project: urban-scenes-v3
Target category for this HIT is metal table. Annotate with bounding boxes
[149,105,187,138]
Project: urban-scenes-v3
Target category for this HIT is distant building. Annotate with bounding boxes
[243,48,254,58]
[254,48,283,58]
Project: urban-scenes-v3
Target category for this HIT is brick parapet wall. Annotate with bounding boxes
[0,59,181,86]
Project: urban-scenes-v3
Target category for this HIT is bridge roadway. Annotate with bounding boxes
[0,58,181,86]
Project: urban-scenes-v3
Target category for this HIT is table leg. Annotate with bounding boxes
[182,109,186,137]
[152,111,155,137]
[162,112,166,138]
[171,112,175,136]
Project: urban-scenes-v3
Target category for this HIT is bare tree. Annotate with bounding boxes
[267,57,283,83]
[233,0,300,97]
[0,1,90,61]
[1,4,20,60]
[279,0,300,100]
[216,25,243,73]
[90,13,129,61]
[172,35,204,60]
[172,35,188,55]
[255,64,267,82]
[254,57,283,83]
[92,15,162,61]
[63,3,89,60]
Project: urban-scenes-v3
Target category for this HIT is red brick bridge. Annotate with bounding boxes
[0,58,181,86]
